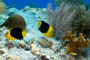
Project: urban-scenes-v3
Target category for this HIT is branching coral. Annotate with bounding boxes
[72,5,90,38]
[47,2,75,39]
[62,31,90,58]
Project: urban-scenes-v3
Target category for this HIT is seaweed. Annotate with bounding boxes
[47,2,75,39]
[72,5,90,38]
[54,0,89,10]
[62,31,90,59]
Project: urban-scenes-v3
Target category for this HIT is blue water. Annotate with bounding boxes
[3,0,56,10]
[3,0,90,10]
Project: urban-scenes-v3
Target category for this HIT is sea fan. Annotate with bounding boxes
[72,5,90,38]
[47,2,75,39]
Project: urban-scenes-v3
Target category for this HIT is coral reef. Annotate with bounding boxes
[0,2,90,59]
[62,31,90,59]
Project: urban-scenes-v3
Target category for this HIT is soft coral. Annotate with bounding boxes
[62,31,90,59]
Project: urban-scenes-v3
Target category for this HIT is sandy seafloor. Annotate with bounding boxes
[0,6,89,60]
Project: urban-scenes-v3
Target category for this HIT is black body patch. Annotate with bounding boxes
[10,28,23,39]
[39,21,50,33]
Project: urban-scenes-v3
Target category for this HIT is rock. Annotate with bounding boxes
[2,53,8,57]
[0,56,3,60]
[7,55,21,60]
[30,44,37,48]
[21,6,30,11]
[34,52,40,56]
[0,48,7,54]
[51,56,58,60]
[39,37,53,48]
[24,47,30,51]
[31,47,39,53]
[19,41,26,48]
[46,55,50,60]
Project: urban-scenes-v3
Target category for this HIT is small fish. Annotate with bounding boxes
[69,53,77,55]
[38,20,54,38]
[5,28,26,41]
[6,4,18,9]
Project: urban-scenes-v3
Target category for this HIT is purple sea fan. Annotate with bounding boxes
[47,2,75,39]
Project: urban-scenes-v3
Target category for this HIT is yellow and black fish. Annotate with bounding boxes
[69,52,77,55]
[38,20,54,38]
[0,14,27,41]
[5,28,26,41]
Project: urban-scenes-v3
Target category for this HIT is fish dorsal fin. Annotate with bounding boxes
[38,20,42,28]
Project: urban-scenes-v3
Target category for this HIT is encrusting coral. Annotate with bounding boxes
[62,31,90,58]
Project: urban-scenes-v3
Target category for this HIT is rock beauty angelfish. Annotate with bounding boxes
[5,28,26,41]
[38,20,54,38]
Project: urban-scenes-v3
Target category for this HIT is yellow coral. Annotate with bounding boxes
[62,31,90,54]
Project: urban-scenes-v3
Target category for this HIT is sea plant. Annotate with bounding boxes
[47,2,75,39]
[62,31,90,59]
[54,0,89,10]
[72,5,90,38]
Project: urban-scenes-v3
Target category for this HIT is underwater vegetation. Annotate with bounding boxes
[47,1,90,59]
[54,0,84,5]
[62,31,90,59]
[47,2,75,39]
[72,5,90,38]
[54,0,89,10]
[47,1,90,39]
[0,0,90,60]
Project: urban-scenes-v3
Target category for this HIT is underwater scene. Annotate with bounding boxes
[0,0,90,60]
